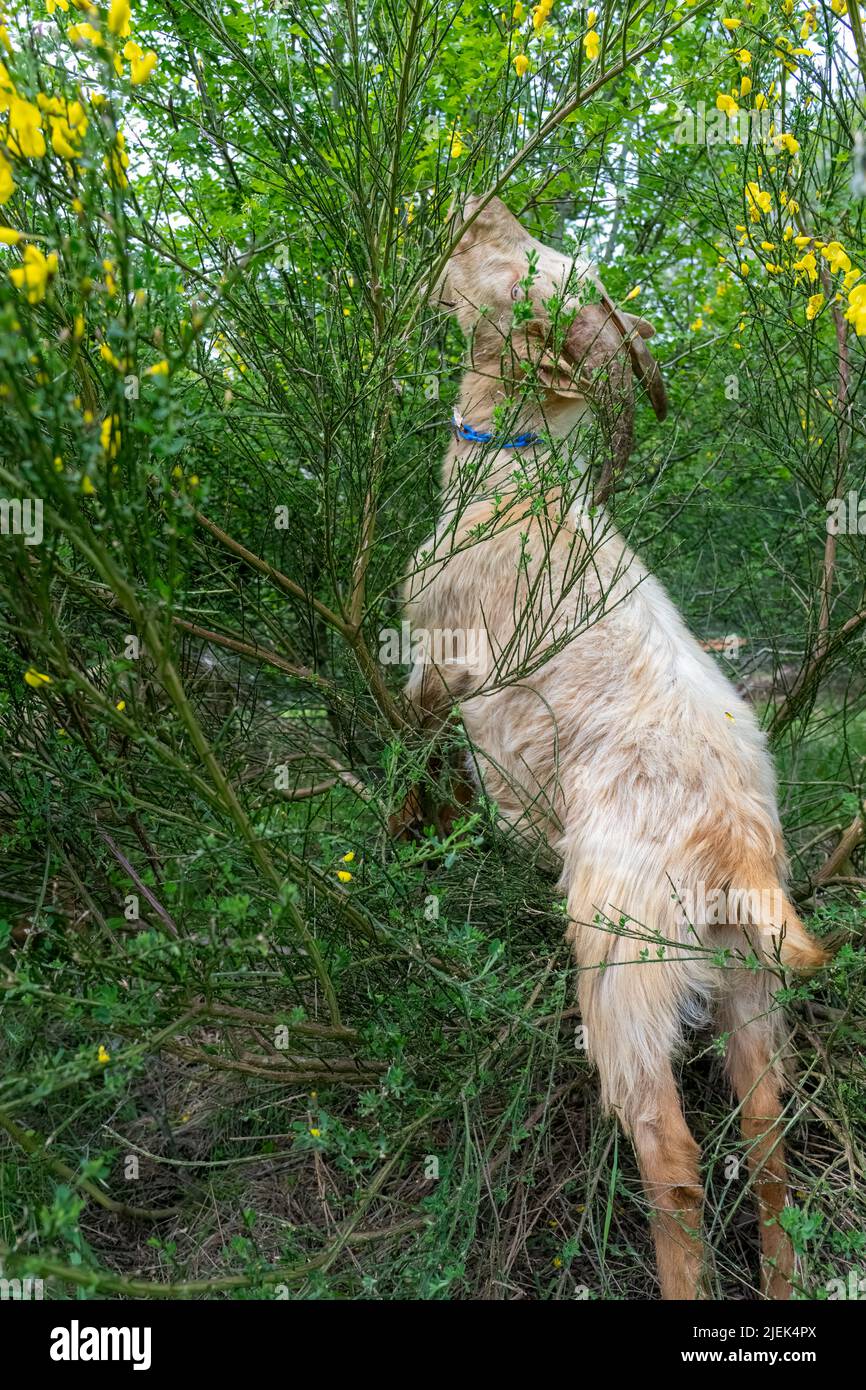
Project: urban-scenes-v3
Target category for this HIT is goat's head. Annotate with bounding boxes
[439,195,667,471]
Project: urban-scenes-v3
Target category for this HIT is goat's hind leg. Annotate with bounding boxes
[719,988,794,1299]
[578,965,707,1299]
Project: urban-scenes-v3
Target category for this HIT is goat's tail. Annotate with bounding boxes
[752,886,829,974]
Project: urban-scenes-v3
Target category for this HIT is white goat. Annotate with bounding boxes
[397,195,826,1300]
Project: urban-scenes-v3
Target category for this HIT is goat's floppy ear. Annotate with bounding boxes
[594,280,668,421]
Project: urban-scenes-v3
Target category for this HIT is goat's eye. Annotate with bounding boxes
[510,282,523,301]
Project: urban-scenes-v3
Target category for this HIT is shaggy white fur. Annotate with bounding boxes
[398,195,826,1299]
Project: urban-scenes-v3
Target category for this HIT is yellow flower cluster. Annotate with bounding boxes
[104,128,129,186]
[584,9,599,62]
[100,413,122,458]
[1,61,48,161]
[9,243,58,303]
[532,0,554,31]
[123,40,158,85]
[64,2,157,84]
[805,240,866,334]
[745,180,772,221]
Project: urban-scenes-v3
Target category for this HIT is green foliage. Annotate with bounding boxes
[0,0,864,1301]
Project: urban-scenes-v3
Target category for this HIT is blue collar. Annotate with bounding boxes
[452,409,542,449]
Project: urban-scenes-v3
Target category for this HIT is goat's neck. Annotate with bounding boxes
[441,366,592,502]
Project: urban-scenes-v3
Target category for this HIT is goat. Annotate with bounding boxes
[396,195,827,1300]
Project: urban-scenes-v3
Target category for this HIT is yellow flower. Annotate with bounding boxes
[754,92,767,110]
[532,0,553,32]
[513,53,530,77]
[587,7,597,24]
[0,150,14,204]
[309,1127,321,1138]
[806,293,825,321]
[115,699,126,711]
[800,7,816,40]
[740,75,751,96]
[793,251,818,283]
[735,47,751,65]
[584,29,600,61]
[760,241,775,252]
[7,96,46,158]
[97,1044,110,1064]
[745,181,771,219]
[0,225,20,244]
[145,358,169,375]
[448,128,465,158]
[108,0,131,38]
[342,850,355,862]
[124,41,158,84]
[721,16,741,29]
[104,130,129,188]
[716,92,739,117]
[793,235,812,248]
[100,414,122,458]
[831,0,847,13]
[336,869,352,883]
[9,244,58,303]
[24,666,52,688]
[624,284,641,301]
[845,283,866,334]
[690,316,704,331]
[81,474,96,495]
[775,132,799,156]
[843,267,862,290]
[513,1,525,16]
[68,22,103,47]
[47,0,71,11]
[99,342,124,370]
[50,117,81,159]
[823,241,851,274]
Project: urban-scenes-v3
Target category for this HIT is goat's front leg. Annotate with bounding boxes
[389,657,472,840]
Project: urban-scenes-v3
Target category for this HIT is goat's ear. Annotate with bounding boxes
[448,194,524,254]
[617,310,667,421]
[594,285,668,421]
